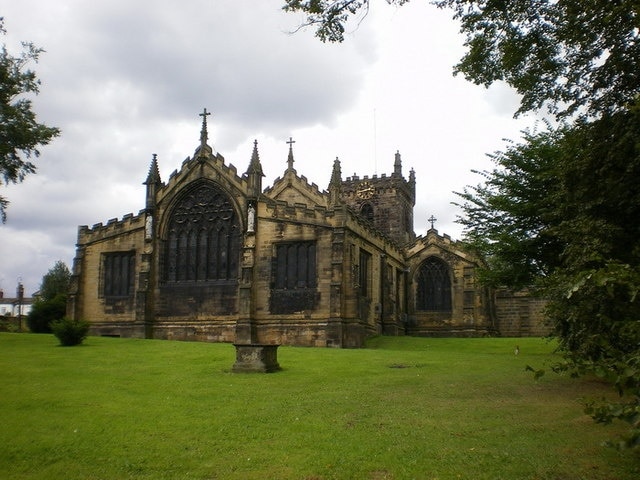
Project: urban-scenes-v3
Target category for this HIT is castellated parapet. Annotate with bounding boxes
[78,211,145,243]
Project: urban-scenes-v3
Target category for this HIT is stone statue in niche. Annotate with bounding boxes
[247,203,255,233]
[145,215,153,240]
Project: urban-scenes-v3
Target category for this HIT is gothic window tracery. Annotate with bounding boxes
[270,241,317,314]
[164,183,240,282]
[102,251,135,297]
[416,256,452,311]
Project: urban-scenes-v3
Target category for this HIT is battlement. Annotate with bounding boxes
[266,198,330,221]
[78,211,145,243]
[299,174,321,194]
[418,228,454,244]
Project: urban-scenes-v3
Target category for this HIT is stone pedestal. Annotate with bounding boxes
[232,344,281,373]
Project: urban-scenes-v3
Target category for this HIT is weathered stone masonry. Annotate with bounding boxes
[68,112,548,347]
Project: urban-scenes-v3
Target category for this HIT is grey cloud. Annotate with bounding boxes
[1,0,377,292]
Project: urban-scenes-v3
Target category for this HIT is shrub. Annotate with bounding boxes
[27,294,67,333]
[50,317,90,346]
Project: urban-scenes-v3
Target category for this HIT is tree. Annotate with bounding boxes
[27,293,66,334]
[456,110,640,447]
[39,260,71,302]
[284,0,406,42]
[453,126,566,289]
[0,17,60,223]
[437,0,640,119]
[27,260,71,333]
[283,0,640,119]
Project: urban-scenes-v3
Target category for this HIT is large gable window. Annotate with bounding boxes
[165,183,240,282]
[416,256,452,311]
[102,251,135,297]
[270,241,317,314]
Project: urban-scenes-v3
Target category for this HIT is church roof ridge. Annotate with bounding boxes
[263,172,323,196]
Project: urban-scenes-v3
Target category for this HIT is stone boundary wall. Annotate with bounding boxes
[493,288,550,337]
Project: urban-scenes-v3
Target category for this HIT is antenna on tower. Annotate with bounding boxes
[373,108,378,175]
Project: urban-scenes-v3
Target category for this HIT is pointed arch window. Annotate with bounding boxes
[102,251,135,297]
[360,203,374,223]
[270,241,317,314]
[416,256,452,311]
[164,183,240,282]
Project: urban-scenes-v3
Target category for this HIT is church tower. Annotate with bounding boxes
[340,151,416,245]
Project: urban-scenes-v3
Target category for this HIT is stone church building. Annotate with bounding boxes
[68,111,547,348]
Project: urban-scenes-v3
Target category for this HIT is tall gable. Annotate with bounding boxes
[263,140,327,208]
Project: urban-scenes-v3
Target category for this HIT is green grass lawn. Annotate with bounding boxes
[0,333,637,479]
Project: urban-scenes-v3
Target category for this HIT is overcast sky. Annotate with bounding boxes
[1,0,536,296]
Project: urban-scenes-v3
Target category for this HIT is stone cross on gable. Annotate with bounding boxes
[286,136,296,170]
[199,108,211,147]
[428,215,437,230]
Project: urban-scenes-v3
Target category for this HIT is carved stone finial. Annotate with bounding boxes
[144,153,161,185]
[247,139,264,176]
[394,150,402,176]
[144,153,162,211]
[246,139,264,198]
[329,156,342,187]
[328,156,342,207]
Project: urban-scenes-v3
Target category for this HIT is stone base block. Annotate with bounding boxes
[232,344,281,373]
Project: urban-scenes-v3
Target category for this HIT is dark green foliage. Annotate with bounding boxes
[39,260,71,301]
[26,293,66,333]
[27,261,72,333]
[454,126,565,289]
[50,317,89,346]
[0,17,60,222]
[457,110,640,447]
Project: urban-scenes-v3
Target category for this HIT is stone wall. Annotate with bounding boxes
[70,213,146,326]
[493,288,550,337]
